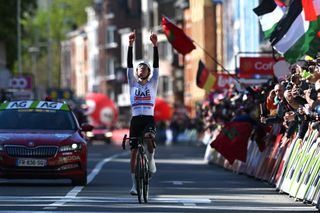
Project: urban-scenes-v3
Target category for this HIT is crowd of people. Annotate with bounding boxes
[196,58,320,150]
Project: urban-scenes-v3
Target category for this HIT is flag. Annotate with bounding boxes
[253,0,286,38]
[302,0,320,21]
[196,60,216,92]
[161,16,196,55]
[210,122,253,164]
[270,0,320,63]
[275,0,288,7]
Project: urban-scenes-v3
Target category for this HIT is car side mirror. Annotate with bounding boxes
[81,123,94,132]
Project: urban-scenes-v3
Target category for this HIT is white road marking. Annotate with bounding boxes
[0,196,317,212]
[0,211,177,213]
[0,153,317,212]
[47,151,129,207]
[0,196,210,203]
[161,180,194,185]
[172,181,183,185]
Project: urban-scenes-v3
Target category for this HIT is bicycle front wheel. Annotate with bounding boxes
[136,154,143,204]
[143,155,149,203]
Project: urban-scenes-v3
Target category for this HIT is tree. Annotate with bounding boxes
[21,0,93,90]
[0,0,37,70]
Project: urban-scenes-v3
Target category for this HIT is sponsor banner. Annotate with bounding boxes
[289,133,320,197]
[239,57,284,77]
[296,139,320,200]
[210,73,270,91]
[274,137,298,189]
[280,131,318,194]
[0,100,69,111]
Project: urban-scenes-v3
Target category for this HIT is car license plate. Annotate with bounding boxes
[16,158,47,167]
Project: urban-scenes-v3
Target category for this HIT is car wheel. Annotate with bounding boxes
[72,172,87,186]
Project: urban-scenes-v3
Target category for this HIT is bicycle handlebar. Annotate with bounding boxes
[122,134,156,150]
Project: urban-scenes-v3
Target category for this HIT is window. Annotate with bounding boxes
[93,56,98,77]
[105,26,117,48]
[105,3,114,19]
[106,58,115,79]
[0,110,76,130]
[158,41,172,61]
[158,76,172,97]
[127,0,140,16]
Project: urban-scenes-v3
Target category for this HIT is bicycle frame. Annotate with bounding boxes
[122,134,150,203]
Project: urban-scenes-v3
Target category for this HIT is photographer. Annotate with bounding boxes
[303,61,320,83]
[266,89,277,116]
[260,84,289,125]
[304,80,320,109]
[260,83,293,142]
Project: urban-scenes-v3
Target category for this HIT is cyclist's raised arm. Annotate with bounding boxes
[150,32,158,69]
[127,31,136,68]
[127,46,133,68]
[150,32,159,85]
[127,31,136,84]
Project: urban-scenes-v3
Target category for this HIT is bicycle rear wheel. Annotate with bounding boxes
[143,156,149,203]
[135,154,143,204]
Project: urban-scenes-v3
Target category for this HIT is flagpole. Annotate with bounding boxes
[192,40,241,84]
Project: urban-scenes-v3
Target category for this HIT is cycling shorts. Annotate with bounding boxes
[129,115,156,149]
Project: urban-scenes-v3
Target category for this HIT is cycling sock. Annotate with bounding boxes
[130,173,137,195]
[147,151,155,160]
[147,152,156,173]
[131,173,136,186]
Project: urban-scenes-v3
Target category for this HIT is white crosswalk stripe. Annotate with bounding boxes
[0,195,211,205]
[0,195,316,212]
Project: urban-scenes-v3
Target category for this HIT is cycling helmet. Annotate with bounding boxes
[134,60,152,80]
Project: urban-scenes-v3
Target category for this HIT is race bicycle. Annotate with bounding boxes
[122,134,150,203]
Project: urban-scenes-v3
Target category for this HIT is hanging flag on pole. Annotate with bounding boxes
[253,0,286,39]
[162,16,241,85]
[161,15,196,55]
[196,60,217,92]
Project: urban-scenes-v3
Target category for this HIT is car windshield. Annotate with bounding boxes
[0,109,77,130]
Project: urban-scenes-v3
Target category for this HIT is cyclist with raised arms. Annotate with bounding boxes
[127,30,158,195]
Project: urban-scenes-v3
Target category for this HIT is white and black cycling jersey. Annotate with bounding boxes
[127,67,159,116]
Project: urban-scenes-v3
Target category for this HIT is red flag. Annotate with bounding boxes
[274,0,287,7]
[302,0,319,21]
[210,122,253,164]
[161,16,196,55]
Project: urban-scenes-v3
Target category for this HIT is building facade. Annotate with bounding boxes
[61,0,262,122]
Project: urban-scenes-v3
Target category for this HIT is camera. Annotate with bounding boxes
[310,85,318,100]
